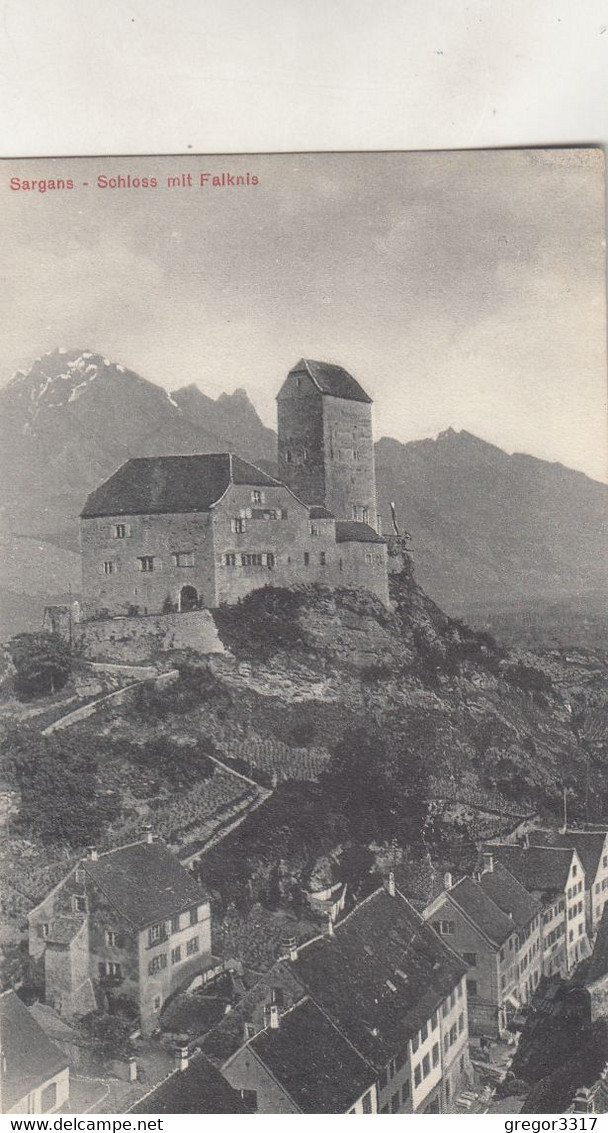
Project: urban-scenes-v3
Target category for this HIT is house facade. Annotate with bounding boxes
[79,360,390,620]
[28,837,212,1036]
[0,990,69,1115]
[529,829,608,940]
[202,880,471,1114]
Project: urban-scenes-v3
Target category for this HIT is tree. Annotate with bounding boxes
[8,632,71,698]
[78,1011,134,1060]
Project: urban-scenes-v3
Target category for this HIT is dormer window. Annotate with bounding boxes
[251,490,265,504]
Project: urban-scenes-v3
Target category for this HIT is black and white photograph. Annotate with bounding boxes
[0,146,606,1117]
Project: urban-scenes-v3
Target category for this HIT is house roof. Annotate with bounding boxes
[0,990,68,1111]
[286,888,467,1070]
[83,840,209,930]
[477,863,541,931]
[309,506,335,520]
[81,453,282,518]
[528,829,607,885]
[335,521,385,545]
[586,905,608,986]
[249,997,374,1113]
[285,359,372,404]
[445,876,516,948]
[129,1052,248,1114]
[482,844,576,897]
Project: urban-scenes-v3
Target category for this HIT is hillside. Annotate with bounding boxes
[1,348,606,643]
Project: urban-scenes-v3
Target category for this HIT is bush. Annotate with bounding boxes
[8,632,71,698]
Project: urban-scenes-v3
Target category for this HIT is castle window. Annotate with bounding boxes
[310,523,321,536]
[107,962,121,978]
[112,523,130,539]
[251,490,265,504]
[172,552,194,568]
[353,450,360,461]
[241,553,263,566]
[362,507,369,524]
[365,553,372,564]
[224,553,236,566]
[266,552,275,569]
[319,552,327,566]
[186,936,199,956]
[103,561,116,574]
[105,930,118,947]
[231,518,246,534]
[303,552,310,566]
[138,556,155,572]
[73,896,87,913]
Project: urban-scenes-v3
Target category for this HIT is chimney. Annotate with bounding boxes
[269,1004,280,1030]
[444,872,453,890]
[88,846,98,861]
[483,853,494,873]
[387,871,396,897]
[174,1043,189,1073]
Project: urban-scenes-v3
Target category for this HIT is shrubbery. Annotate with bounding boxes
[8,632,72,698]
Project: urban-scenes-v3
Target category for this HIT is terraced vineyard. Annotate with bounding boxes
[217,736,329,781]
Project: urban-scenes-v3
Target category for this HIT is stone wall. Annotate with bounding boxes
[78,610,225,663]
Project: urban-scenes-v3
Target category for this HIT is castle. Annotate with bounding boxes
[79,359,390,619]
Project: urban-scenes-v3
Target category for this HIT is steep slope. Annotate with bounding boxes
[171,384,276,465]
[375,429,608,616]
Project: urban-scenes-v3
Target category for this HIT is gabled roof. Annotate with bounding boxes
[83,840,209,930]
[0,990,68,1111]
[129,1051,248,1114]
[529,829,608,884]
[249,997,374,1113]
[286,888,466,1070]
[335,521,385,545]
[445,876,516,948]
[284,359,372,404]
[482,843,576,897]
[586,904,608,986]
[477,862,541,931]
[81,453,282,518]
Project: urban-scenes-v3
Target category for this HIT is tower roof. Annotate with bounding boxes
[284,359,372,404]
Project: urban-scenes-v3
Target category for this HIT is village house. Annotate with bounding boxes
[475,856,543,1006]
[582,904,608,1023]
[27,836,213,1037]
[483,842,589,975]
[527,828,608,940]
[423,871,523,1038]
[79,360,390,620]
[202,878,471,1114]
[0,990,70,1114]
[129,1047,249,1115]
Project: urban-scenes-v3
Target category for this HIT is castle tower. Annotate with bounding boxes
[277,359,378,529]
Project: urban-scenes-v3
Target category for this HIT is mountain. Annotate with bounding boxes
[0,348,606,643]
[375,429,608,631]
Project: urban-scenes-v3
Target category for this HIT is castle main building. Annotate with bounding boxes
[79,359,389,618]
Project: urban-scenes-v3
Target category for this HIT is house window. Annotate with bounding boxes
[420,1021,428,1042]
[231,518,246,534]
[457,981,463,999]
[463,952,477,966]
[240,1089,257,1111]
[395,1051,406,1072]
[444,1034,449,1054]
[251,490,264,504]
[378,1069,388,1090]
[172,552,194,568]
[73,896,87,913]
[148,954,167,975]
[38,923,49,939]
[224,552,236,566]
[266,552,275,569]
[171,915,180,932]
[190,907,198,926]
[432,1042,439,1067]
[431,1010,439,1029]
[148,923,163,946]
[285,450,292,463]
[458,1012,464,1033]
[75,868,85,884]
[103,561,116,574]
[467,979,478,996]
[411,1033,419,1053]
[391,1091,400,1113]
[422,1054,430,1078]
[40,1082,57,1113]
[303,552,310,566]
[362,1092,372,1114]
[319,551,327,565]
[414,1064,422,1088]
[107,962,121,978]
[439,920,455,935]
[365,552,373,564]
[105,930,118,947]
[352,504,359,520]
[402,1080,410,1102]
[138,556,154,572]
[310,523,321,536]
[186,936,199,956]
[579,923,584,935]
[171,946,181,964]
[362,507,369,524]
[573,865,577,876]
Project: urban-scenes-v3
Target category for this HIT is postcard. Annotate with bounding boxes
[0,148,606,1116]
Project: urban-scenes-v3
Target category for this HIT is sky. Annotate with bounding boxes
[1,148,606,481]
